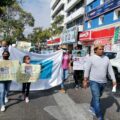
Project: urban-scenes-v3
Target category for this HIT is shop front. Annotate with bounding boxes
[79,27,115,53]
[79,31,94,54]
[47,37,61,50]
[112,27,120,52]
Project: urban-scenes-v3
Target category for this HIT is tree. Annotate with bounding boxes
[51,15,64,36]
[27,27,51,44]
[0,0,34,43]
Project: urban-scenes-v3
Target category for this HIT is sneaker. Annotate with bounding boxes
[25,97,29,103]
[1,105,5,112]
[88,107,96,116]
[5,97,8,103]
[59,88,65,93]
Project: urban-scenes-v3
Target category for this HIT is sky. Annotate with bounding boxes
[22,0,51,35]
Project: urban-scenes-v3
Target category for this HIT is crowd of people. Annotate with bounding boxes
[58,44,117,120]
[0,40,118,120]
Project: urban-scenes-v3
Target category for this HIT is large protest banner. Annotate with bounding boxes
[8,46,63,90]
[0,60,19,81]
[18,63,41,83]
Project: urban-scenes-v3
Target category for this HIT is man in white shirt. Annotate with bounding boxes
[83,44,117,120]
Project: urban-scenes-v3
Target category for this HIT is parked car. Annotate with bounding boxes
[104,51,120,82]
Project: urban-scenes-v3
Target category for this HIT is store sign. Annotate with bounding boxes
[86,0,95,5]
[92,27,115,40]
[79,31,91,41]
[86,0,120,21]
[61,26,78,44]
[47,38,61,46]
[114,27,120,44]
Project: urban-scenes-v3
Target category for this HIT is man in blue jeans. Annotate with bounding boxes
[83,44,117,120]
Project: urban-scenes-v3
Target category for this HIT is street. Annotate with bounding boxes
[0,78,120,120]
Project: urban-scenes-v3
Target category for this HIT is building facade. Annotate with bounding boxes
[50,0,66,27]
[85,0,120,31]
[65,0,85,32]
[79,0,120,53]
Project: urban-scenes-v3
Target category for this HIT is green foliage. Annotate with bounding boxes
[27,27,51,44]
[0,0,34,43]
[51,15,64,36]
[0,0,15,6]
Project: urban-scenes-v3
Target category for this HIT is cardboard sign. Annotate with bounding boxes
[0,60,19,81]
[17,63,41,83]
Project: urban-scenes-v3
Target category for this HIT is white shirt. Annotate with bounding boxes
[84,54,116,83]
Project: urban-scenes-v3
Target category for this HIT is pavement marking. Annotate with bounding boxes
[44,93,93,120]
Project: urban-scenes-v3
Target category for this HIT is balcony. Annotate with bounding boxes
[65,0,82,12]
[51,0,65,18]
[50,0,60,9]
[65,7,85,24]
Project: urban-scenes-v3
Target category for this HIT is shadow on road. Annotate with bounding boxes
[101,95,120,117]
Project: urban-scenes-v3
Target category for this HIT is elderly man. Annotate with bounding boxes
[83,44,117,120]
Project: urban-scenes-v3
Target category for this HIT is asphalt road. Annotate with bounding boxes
[0,79,120,120]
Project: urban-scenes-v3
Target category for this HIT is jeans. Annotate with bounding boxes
[4,81,11,97]
[0,82,5,106]
[22,83,31,97]
[89,80,106,119]
[61,69,68,89]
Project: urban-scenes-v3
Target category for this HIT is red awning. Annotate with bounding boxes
[47,38,61,45]
[92,27,115,40]
[79,27,115,42]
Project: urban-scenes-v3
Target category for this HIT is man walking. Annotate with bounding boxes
[83,44,117,120]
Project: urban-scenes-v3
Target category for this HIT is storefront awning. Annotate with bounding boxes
[47,38,61,46]
[79,27,115,45]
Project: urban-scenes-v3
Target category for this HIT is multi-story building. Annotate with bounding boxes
[50,0,65,27]
[60,0,85,50]
[79,0,120,53]
[65,0,85,31]
[48,0,66,48]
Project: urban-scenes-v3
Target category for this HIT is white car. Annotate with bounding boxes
[104,51,120,82]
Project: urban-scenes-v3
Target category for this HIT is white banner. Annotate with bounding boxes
[5,46,63,91]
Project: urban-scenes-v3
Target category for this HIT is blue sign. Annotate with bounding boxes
[86,0,120,21]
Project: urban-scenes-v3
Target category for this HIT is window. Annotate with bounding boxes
[99,16,104,25]
[67,0,71,3]
[89,5,93,11]
[88,20,91,28]
[114,9,120,20]
[100,0,105,5]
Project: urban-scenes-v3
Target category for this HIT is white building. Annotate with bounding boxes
[50,0,85,49]
[50,0,85,31]
[50,0,66,27]
[65,0,85,32]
